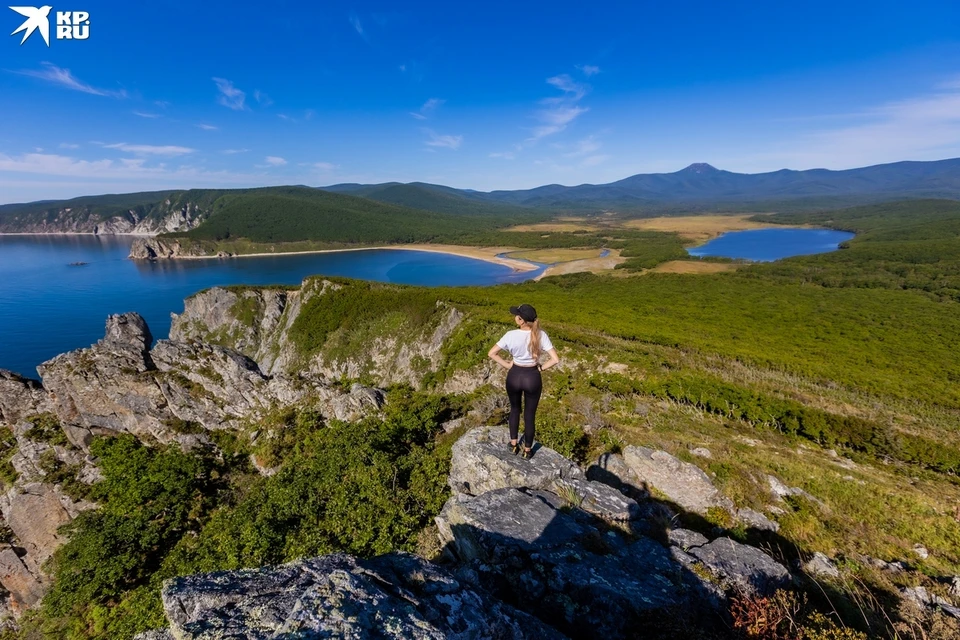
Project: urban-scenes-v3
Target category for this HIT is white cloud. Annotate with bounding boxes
[133,111,161,118]
[423,129,462,150]
[59,143,80,149]
[212,77,246,110]
[222,148,249,154]
[489,151,515,160]
[530,106,589,141]
[563,135,602,158]
[196,124,218,131]
[253,90,273,107]
[102,143,195,156]
[265,156,287,166]
[14,63,127,98]
[577,64,601,77]
[545,74,587,101]
[301,162,337,171]
[410,98,445,120]
[750,80,960,171]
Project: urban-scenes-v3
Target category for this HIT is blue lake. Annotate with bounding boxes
[0,235,543,377]
[686,228,855,261]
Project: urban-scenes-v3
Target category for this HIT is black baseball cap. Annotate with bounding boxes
[509,304,537,322]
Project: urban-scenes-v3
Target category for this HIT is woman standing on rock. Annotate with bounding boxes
[487,304,560,459]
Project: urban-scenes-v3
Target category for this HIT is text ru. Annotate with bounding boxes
[55,11,89,40]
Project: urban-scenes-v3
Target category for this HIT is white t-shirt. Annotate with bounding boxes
[496,329,554,366]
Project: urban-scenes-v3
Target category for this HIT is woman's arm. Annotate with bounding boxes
[539,348,560,371]
[487,344,513,370]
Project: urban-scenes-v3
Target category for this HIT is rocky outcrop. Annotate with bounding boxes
[37,312,386,449]
[621,445,780,532]
[129,237,211,260]
[139,427,800,639]
[170,282,476,389]
[0,371,52,425]
[448,426,641,521]
[156,552,563,639]
[436,428,792,637]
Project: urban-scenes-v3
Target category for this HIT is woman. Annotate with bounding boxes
[487,304,560,459]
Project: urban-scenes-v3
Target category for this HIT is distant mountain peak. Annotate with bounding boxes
[681,163,719,174]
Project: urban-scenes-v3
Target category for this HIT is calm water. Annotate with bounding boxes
[686,228,855,261]
[0,235,543,377]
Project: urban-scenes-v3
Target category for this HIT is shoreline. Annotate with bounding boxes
[160,243,540,273]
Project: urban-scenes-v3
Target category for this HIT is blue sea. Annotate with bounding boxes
[686,228,855,261]
[0,235,543,377]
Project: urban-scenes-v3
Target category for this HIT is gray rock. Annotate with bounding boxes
[102,312,152,353]
[767,474,819,505]
[0,370,51,425]
[690,447,713,459]
[913,544,929,560]
[436,488,589,562]
[586,452,642,493]
[688,537,792,595]
[737,507,780,533]
[901,585,946,607]
[170,283,469,389]
[622,446,733,515]
[160,552,564,639]
[950,575,960,598]
[668,528,709,550]
[449,427,640,521]
[133,630,174,640]
[0,545,45,609]
[38,313,385,448]
[1,483,73,572]
[804,552,840,579]
[436,488,722,638]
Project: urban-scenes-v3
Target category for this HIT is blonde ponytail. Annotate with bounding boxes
[528,318,542,360]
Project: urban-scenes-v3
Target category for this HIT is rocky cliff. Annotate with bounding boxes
[0,311,388,621]
[169,281,495,392]
[0,199,209,235]
[128,237,217,260]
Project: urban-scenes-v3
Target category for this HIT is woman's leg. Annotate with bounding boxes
[505,366,523,443]
[522,368,543,448]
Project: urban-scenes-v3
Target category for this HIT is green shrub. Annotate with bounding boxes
[24,413,69,447]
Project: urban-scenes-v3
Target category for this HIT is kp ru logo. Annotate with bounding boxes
[9,5,89,46]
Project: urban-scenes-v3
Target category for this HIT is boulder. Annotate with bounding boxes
[449,427,640,521]
[622,446,733,515]
[436,488,721,638]
[160,552,564,640]
[0,371,52,425]
[803,552,840,579]
[687,537,792,595]
[0,546,45,610]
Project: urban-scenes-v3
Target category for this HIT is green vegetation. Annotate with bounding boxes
[24,413,70,447]
[0,426,18,488]
[751,199,960,301]
[21,391,457,639]
[10,197,960,639]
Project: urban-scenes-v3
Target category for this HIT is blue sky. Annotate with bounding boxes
[2,0,959,203]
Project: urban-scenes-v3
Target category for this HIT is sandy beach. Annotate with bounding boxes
[172,243,539,273]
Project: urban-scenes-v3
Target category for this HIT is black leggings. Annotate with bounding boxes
[506,365,542,447]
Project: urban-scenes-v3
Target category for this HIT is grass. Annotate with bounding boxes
[506,247,607,263]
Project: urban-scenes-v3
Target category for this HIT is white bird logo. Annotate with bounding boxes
[10,5,52,46]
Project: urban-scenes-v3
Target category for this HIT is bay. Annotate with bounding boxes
[0,235,542,377]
